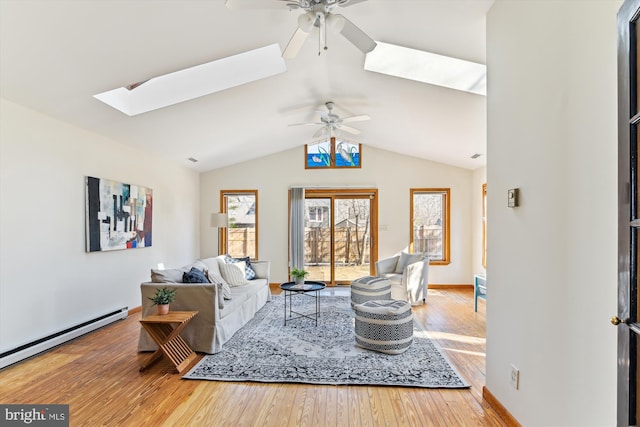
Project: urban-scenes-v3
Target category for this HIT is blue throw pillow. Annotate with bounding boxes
[183,267,210,283]
[224,255,256,280]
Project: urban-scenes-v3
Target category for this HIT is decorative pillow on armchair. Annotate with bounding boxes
[395,252,423,273]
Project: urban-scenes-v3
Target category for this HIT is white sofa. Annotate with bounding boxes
[375,252,429,305]
[138,255,271,354]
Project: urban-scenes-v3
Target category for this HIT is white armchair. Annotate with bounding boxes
[375,252,429,305]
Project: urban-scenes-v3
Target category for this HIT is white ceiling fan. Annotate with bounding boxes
[225,0,376,58]
[289,101,370,137]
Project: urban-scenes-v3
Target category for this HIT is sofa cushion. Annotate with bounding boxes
[151,268,187,283]
[395,252,422,274]
[150,260,208,283]
[220,261,250,287]
[218,279,268,319]
[224,255,256,280]
[183,267,210,283]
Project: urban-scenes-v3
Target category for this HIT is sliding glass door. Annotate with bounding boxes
[303,189,378,286]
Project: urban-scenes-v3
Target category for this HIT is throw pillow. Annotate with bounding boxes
[150,268,185,283]
[224,255,256,280]
[182,267,210,283]
[219,261,250,287]
[394,252,423,274]
[207,271,233,300]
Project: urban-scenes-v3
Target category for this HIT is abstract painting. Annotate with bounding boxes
[85,176,153,252]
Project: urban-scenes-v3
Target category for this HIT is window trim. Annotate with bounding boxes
[220,189,258,259]
[409,188,451,265]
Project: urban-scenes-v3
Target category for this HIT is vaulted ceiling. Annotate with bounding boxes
[0,0,492,172]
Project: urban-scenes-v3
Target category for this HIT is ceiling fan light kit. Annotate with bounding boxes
[289,101,370,138]
[226,0,375,58]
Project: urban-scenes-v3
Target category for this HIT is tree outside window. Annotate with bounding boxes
[410,188,450,264]
[221,190,258,259]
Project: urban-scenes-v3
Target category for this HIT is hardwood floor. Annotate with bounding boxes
[0,287,505,426]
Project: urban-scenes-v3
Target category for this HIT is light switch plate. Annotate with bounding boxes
[508,188,519,208]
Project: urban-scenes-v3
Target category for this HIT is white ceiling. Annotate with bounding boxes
[0,0,492,173]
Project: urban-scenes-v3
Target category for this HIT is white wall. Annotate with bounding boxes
[200,145,475,285]
[472,166,487,275]
[0,99,200,353]
[486,1,619,425]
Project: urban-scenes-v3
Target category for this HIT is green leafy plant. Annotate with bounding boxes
[290,268,309,279]
[148,286,176,306]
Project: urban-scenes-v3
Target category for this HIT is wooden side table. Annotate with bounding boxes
[139,311,198,374]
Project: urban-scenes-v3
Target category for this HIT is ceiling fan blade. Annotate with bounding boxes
[338,124,361,135]
[313,127,330,138]
[341,114,370,123]
[340,0,369,6]
[282,26,312,59]
[332,14,376,54]
[289,122,324,127]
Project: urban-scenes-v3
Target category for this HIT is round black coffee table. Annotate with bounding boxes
[280,281,326,326]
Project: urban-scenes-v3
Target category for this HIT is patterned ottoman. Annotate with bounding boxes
[350,276,391,307]
[354,299,413,354]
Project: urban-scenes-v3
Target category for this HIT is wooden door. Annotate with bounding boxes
[617,1,640,424]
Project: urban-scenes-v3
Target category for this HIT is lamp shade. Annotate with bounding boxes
[210,213,228,228]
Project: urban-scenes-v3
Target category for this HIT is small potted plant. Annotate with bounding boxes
[290,268,308,285]
[148,286,176,315]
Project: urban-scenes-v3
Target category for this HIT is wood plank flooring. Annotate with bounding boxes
[0,287,505,426]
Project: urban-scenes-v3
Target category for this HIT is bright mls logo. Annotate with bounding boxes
[1,405,68,426]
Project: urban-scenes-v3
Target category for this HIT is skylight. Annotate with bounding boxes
[94,44,287,116]
[364,42,486,96]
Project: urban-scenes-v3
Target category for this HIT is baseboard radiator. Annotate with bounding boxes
[0,307,128,370]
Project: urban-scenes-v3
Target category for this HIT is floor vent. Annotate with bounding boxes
[0,307,128,369]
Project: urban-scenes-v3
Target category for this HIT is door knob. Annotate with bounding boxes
[611,316,627,326]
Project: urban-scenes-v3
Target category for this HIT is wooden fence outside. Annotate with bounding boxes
[413,226,443,259]
[305,227,370,265]
[228,228,256,258]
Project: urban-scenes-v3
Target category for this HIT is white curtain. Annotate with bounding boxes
[289,187,305,270]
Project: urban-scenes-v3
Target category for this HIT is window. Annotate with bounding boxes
[410,188,450,264]
[308,206,324,223]
[220,190,258,259]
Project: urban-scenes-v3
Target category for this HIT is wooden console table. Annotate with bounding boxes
[139,311,198,374]
[474,274,486,312]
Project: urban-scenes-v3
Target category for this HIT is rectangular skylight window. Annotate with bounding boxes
[364,41,486,96]
[94,43,286,116]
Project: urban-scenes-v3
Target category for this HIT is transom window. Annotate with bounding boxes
[410,188,450,264]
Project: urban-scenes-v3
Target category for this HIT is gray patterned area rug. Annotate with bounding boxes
[183,295,469,388]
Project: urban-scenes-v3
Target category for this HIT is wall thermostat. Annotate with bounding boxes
[508,188,519,208]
